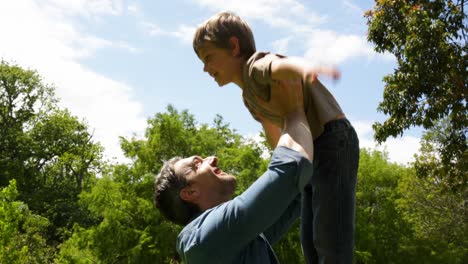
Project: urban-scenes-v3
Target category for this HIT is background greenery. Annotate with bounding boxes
[1,1,466,263]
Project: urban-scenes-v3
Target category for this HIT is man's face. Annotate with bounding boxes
[197,42,240,87]
[174,155,237,207]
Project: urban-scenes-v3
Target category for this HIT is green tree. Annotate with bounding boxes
[0,180,53,263]
[397,168,468,263]
[397,120,468,263]
[0,60,55,187]
[365,0,467,184]
[355,149,416,264]
[355,147,467,263]
[414,118,467,189]
[0,61,102,247]
[25,109,102,244]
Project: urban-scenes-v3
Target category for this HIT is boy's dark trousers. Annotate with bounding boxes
[301,118,359,264]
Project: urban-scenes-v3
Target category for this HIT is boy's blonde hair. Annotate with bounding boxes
[193,11,256,58]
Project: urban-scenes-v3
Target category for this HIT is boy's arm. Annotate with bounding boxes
[270,58,340,85]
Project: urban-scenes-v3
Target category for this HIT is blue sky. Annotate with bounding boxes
[0,0,422,164]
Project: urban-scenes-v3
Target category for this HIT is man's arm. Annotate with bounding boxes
[256,70,313,160]
[190,145,312,262]
[261,119,281,148]
[277,109,312,161]
[262,193,301,245]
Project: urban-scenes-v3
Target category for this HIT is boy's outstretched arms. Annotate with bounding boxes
[256,57,342,149]
[270,58,340,84]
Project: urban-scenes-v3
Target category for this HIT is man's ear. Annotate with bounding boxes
[179,185,199,202]
[229,36,241,57]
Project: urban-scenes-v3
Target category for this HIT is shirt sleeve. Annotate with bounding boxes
[262,193,301,245]
[249,55,273,85]
[189,146,313,261]
[248,52,286,86]
[242,52,288,125]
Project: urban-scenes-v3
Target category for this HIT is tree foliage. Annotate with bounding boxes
[397,167,467,263]
[0,180,53,263]
[414,118,467,189]
[365,0,467,182]
[355,148,467,264]
[0,60,55,187]
[0,61,102,251]
[355,149,415,263]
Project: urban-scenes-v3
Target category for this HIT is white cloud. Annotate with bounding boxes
[171,25,198,44]
[342,0,364,14]
[271,37,292,54]
[353,120,420,165]
[0,0,146,162]
[193,0,326,28]
[145,22,196,44]
[45,0,124,17]
[145,22,164,35]
[303,30,376,65]
[127,2,140,15]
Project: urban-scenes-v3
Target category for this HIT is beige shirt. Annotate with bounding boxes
[242,52,344,140]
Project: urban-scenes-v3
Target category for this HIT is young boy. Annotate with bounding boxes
[192,11,359,264]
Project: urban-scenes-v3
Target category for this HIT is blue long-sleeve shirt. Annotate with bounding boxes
[176,146,313,264]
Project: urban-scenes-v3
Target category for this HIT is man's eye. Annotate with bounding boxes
[192,158,203,169]
[184,168,193,175]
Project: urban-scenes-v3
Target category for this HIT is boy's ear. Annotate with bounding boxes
[229,36,241,57]
[179,185,199,202]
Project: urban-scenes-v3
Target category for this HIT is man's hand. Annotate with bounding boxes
[254,79,313,161]
[254,80,304,129]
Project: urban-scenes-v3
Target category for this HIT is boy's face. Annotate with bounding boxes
[197,42,241,87]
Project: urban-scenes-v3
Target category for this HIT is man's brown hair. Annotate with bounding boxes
[154,157,200,226]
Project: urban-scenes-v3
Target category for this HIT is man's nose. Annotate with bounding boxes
[204,156,218,166]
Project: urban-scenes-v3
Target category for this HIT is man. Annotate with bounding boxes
[154,84,313,263]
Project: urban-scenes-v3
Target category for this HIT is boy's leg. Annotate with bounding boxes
[301,119,359,264]
[301,183,317,263]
